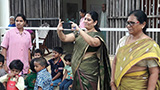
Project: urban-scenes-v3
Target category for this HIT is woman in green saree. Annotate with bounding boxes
[111,10,160,90]
[57,11,111,90]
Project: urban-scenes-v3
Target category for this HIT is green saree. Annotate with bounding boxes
[71,32,111,90]
[115,38,160,90]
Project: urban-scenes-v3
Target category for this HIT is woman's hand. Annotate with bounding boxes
[57,19,64,31]
[70,21,81,31]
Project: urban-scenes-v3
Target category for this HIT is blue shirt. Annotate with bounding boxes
[8,24,16,27]
[34,68,52,90]
[48,58,64,79]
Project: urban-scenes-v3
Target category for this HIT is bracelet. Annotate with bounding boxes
[78,28,81,33]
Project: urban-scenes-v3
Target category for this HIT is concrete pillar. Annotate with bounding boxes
[0,0,10,42]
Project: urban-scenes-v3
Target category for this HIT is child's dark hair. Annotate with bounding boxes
[34,57,48,68]
[0,54,4,65]
[0,82,5,90]
[34,49,43,57]
[53,47,63,54]
[30,59,36,72]
[9,60,24,71]
[64,54,72,62]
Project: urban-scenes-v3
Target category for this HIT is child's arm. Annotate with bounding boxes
[62,69,67,81]
[15,76,24,90]
[52,72,61,81]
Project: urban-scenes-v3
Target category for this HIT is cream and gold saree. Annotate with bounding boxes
[115,38,160,90]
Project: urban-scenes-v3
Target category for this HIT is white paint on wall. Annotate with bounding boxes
[0,0,10,42]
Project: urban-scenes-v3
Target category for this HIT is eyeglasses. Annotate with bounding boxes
[126,21,139,26]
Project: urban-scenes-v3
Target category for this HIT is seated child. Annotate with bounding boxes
[34,49,43,58]
[59,54,73,90]
[48,47,64,90]
[24,59,37,90]
[0,60,24,90]
[0,54,7,77]
[34,57,52,90]
[28,49,43,74]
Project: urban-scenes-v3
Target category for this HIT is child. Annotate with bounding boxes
[0,54,7,77]
[48,47,64,90]
[59,54,73,90]
[28,49,43,74]
[0,60,24,90]
[34,57,52,90]
[24,59,37,90]
[34,49,43,58]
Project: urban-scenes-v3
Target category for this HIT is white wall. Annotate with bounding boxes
[0,0,10,36]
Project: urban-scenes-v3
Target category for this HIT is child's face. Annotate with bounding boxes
[65,61,71,66]
[34,53,42,58]
[10,69,21,76]
[34,61,45,72]
[52,50,61,59]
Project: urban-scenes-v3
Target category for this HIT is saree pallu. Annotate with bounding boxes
[115,38,160,89]
[71,32,111,90]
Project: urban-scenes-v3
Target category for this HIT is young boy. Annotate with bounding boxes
[34,57,52,90]
[59,54,73,90]
[0,60,24,90]
[48,47,64,90]
[0,54,7,77]
[34,49,43,58]
[24,59,37,90]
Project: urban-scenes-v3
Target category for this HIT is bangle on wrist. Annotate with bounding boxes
[78,28,81,32]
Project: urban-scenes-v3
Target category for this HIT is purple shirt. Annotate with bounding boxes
[1,27,32,74]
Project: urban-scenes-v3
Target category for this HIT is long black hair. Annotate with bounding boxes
[127,10,148,34]
[88,11,100,31]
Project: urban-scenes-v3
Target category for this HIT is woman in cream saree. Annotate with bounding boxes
[111,10,160,90]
